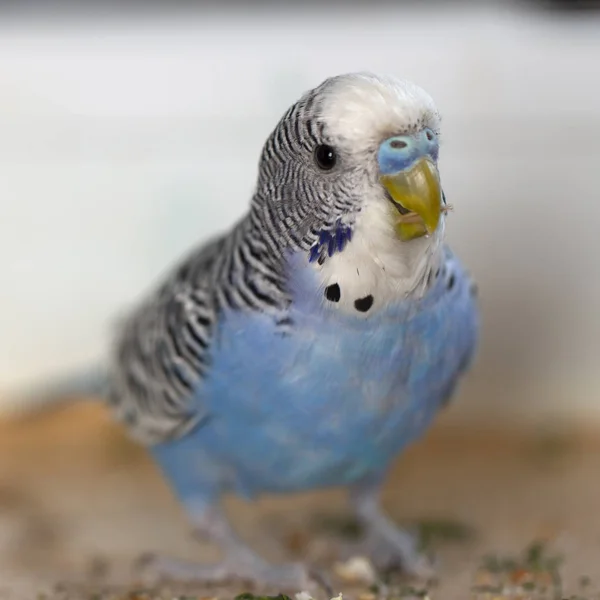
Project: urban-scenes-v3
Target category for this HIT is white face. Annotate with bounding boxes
[313,73,447,317]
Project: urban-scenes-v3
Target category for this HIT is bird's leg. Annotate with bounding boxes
[140,499,326,590]
[346,477,435,579]
[143,435,330,591]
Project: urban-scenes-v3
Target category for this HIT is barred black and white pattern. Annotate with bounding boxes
[107,76,368,444]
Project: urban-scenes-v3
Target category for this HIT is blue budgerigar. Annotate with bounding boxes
[20,72,479,589]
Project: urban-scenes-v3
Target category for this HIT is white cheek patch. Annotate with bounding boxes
[313,196,443,317]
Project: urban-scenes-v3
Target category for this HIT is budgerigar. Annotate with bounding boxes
[19,72,479,590]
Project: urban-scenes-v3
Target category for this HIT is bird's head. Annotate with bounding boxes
[252,72,450,305]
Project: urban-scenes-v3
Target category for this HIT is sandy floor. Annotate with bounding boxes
[1,402,600,600]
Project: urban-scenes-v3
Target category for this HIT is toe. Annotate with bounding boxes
[249,562,332,594]
[400,552,436,580]
[342,529,437,581]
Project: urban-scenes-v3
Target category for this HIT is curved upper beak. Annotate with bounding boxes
[380,157,442,241]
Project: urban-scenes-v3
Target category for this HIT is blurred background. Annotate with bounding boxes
[1,0,599,433]
[0,2,600,597]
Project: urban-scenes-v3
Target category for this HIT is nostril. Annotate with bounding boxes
[390,140,408,150]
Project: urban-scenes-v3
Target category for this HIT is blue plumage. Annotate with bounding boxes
[152,247,478,504]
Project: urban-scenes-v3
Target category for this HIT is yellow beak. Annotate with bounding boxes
[380,157,442,242]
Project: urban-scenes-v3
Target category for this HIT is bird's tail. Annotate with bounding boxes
[0,364,110,417]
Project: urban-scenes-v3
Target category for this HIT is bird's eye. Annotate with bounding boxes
[314,144,337,171]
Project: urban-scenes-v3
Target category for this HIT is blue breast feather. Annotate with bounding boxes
[151,249,479,502]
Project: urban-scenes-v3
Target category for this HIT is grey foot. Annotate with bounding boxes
[342,527,435,579]
[348,478,437,580]
[137,552,331,592]
[365,527,435,578]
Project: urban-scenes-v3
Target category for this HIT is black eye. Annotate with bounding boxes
[314,144,337,171]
